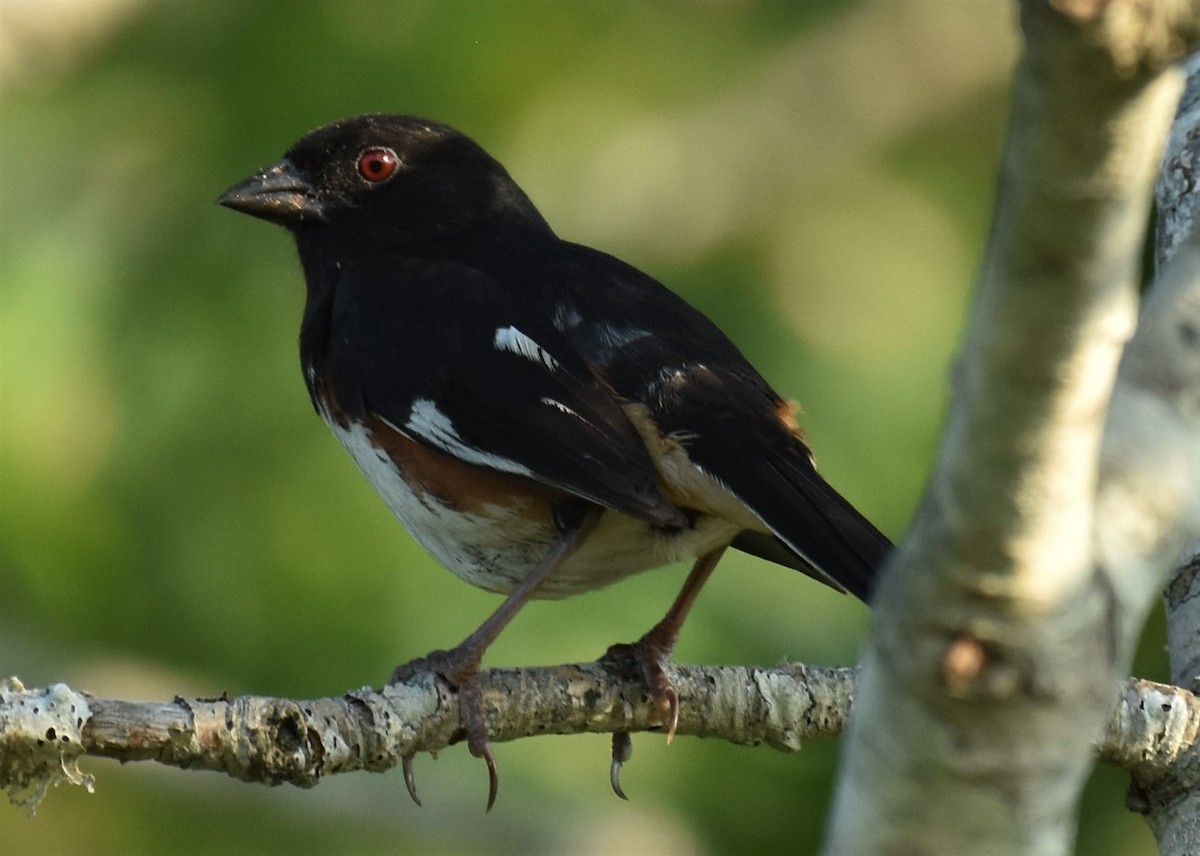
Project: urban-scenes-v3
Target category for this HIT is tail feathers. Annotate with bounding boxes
[727,455,891,602]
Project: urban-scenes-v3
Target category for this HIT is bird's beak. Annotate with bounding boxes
[218,158,326,226]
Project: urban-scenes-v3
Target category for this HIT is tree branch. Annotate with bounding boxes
[5,668,1199,816]
[0,663,854,812]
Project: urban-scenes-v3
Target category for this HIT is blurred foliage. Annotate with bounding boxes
[0,1,1165,854]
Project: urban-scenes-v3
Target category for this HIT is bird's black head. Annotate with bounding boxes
[219,114,549,248]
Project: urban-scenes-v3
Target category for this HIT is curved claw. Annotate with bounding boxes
[662,686,680,744]
[402,755,423,807]
[610,757,628,800]
[457,677,500,812]
[479,743,499,813]
[610,732,633,800]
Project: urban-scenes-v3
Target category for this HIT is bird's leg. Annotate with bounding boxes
[391,502,602,812]
[604,546,727,797]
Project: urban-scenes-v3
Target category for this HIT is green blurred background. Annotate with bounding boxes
[0,1,1167,854]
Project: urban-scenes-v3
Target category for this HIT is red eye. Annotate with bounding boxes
[357,147,399,183]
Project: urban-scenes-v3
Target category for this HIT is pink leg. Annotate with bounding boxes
[392,505,602,812]
[606,546,727,797]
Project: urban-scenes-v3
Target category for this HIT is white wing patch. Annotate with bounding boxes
[493,325,559,371]
[404,398,533,476]
[539,397,604,433]
[541,396,596,425]
[592,323,651,350]
[550,305,650,352]
[552,304,583,332]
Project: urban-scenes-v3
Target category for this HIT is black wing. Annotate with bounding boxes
[312,253,685,528]
[546,242,892,600]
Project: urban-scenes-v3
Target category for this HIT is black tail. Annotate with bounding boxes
[726,452,891,602]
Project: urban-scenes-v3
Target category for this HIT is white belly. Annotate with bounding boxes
[328,418,742,598]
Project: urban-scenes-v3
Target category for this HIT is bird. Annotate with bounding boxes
[218,114,890,810]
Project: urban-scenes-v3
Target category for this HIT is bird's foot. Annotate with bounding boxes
[602,623,684,799]
[604,623,683,740]
[390,649,498,812]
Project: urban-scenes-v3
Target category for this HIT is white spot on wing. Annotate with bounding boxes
[493,325,559,371]
[538,397,603,434]
[552,304,651,352]
[540,397,579,417]
[592,323,651,350]
[552,305,582,332]
[404,398,533,476]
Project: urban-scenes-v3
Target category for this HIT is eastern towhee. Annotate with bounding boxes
[219,114,890,810]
